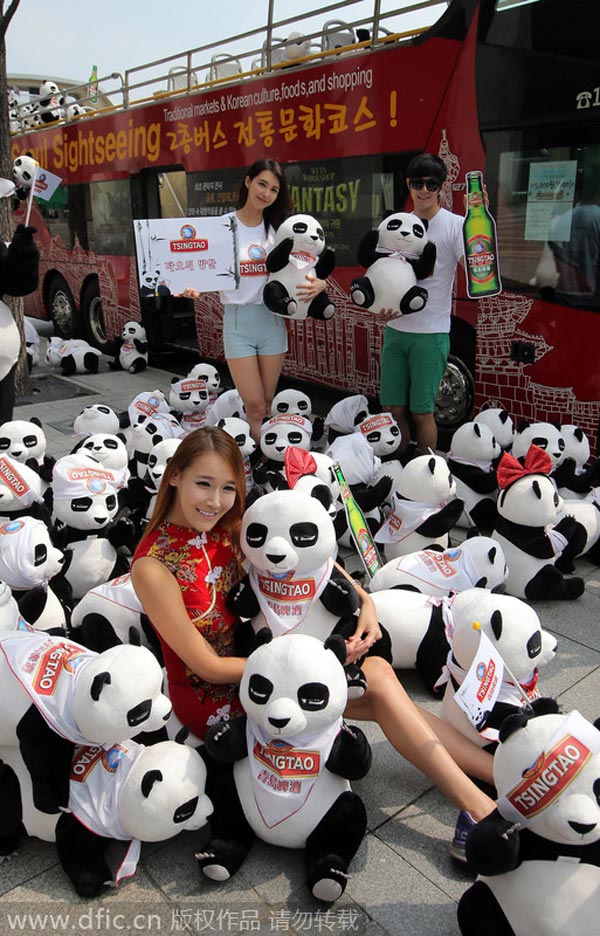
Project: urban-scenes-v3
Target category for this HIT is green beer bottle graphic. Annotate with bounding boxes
[463,171,502,298]
[331,461,383,578]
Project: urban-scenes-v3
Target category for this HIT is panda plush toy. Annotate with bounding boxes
[45,337,102,376]
[374,454,464,560]
[0,515,72,633]
[263,214,336,321]
[356,412,404,502]
[0,738,212,897]
[0,453,52,527]
[0,631,172,813]
[447,420,502,535]
[51,454,135,599]
[12,155,37,202]
[369,535,508,596]
[511,420,565,473]
[37,80,65,123]
[127,389,170,428]
[73,404,125,439]
[438,588,557,748]
[168,375,211,434]
[216,417,259,498]
[186,361,221,401]
[0,417,55,485]
[271,388,325,450]
[105,321,148,373]
[475,408,514,452]
[200,632,371,902]
[457,699,600,936]
[124,437,182,536]
[326,432,393,547]
[350,211,436,316]
[129,412,184,481]
[492,445,586,600]
[205,388,246,425]
[553,423,600,499]
[323,393,370,445]
[252,413,313,493]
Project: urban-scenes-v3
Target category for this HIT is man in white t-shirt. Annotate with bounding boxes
[379,154,464,456]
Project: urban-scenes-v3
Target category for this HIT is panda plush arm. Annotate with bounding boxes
[319,566,360,617]
[351,476,394,513]
[16,706,74,812]
[133,338,148,354]
[13,583,49,625]
[227,575,261,619]
[416,497,465,536]
[447,459,499,495]
[0,225,40,296]
[464,807,522,876]
[265,238,294,274]
[314,247,336,281]
[407,240,437,281]
[326,721,372,780]
[356,230,381,268]
[204,714,248,763]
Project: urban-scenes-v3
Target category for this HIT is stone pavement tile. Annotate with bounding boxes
[556,667,600,714]
[536,632,600,717]
[532,585,600,652]
[0,837,58,897]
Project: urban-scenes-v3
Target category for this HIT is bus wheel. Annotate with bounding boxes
[48,276,81,339]
[82,279,106,348]
[435,354,475,445]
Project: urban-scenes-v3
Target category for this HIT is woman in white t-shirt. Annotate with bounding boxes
[185,159,326,442]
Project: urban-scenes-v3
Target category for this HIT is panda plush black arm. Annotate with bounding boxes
[226,575,261,619]
[319,566,360,616]
[0,225,40,296]
[204,714,248,763]
[326,721,372,780]
[407,240,437,280]
[314,247,336,281]
[416,497,465,536]
[16,705,74,812]
[265,237,294,273]
[133,338,148,354]
[447,459,499,495]
[356,230,380,268]
[351,476,394,513]
[464,807,522,876]
[14,584,48,626]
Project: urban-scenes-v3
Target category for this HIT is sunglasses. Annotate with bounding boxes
[409,178,441,192]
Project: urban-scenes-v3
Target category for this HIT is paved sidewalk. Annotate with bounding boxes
[2,343,600,936]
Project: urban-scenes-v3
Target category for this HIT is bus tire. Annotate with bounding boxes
[47,276,81,339]
[82,279,107,349]
[435,354,475,451]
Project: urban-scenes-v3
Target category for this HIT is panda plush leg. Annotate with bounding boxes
[305,791,367,903]
[263,281,297,317]
[70,612,119,653]
[414,605,451,695]
[524,565,584,601]
[350,277,374,308]
[399,285,428,315]
[457,880,515,936]
[129,359,147,374]
[307,293,335,321]
[197,760,255,882]
[60,355,77,377]
[83,352,99,374]
[55,812,112,898]
[0,760,25,857]
[468,499,498,538]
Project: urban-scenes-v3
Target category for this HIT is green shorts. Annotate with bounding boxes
[380,329,450,413]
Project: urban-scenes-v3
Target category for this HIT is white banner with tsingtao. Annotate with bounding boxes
[133,215,240,297]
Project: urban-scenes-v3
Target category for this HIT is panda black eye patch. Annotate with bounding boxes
[289,522,319,548]
[105,495,117,510]
[264,432,277,446]
[287,432,303,444]
[387,219,402,230]
[24,435,38,447]
[71,497,93,511]
[179,393,191,401]
[105,439,119,449]
[298,683,329,711]
[234,434,246,445]
[366,431,381,444]
[248,673,273,705]
[0,438,9,449]
[245,522,268,548]
[292,222,308,234]
[33,544,48,566]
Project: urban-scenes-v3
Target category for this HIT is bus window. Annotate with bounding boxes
[158,170,187,217]
[35,184,70,245]
[89,179,133,255]
[186,167,243,218]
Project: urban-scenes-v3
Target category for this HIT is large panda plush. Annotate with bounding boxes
[0,418,55,484]
[263,214,336,321]
[374,454,463,559]
[350,211,436,316]
[492,446,586,600]
[511,421,565,473]
[200,632,371,902]
[186,361,221,400]
[73,404,124,439]
[45,337,102,376]
[129,412,184,480]
[168,376,211,434]
[438,588,557,748]
[458,699,600,936]
[0,738,212,897]
[447,421,501,535]
[356,412,404,505]
[0,631,172,812]
[127,389,170,428]
[105,321,148,373]
[553,423,600,499]
[71,432,130,479]
[37,79,65,123]
[0,515,72,633]
[12,156,37,202]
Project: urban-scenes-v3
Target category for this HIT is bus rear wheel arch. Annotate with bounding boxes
[46,275,81,339]
[82,279,107,348]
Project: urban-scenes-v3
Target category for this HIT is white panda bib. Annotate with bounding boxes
[0,298,20,381]
[386,546,480,593]
[245,718,341,828]
[69,741,143,884]
[0,633,95,743]
[288,251,318,272]
[249,559,333,636]
[375,493,446,544]
[84,574,144,642]
[180,410,208,434]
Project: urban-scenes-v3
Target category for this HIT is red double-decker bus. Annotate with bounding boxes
[11,0,600,447]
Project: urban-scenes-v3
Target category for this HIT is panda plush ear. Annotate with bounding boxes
[311,484,333,513]
[466,528,481,539]
[90,671,111,700]
[324,634,347,666]
[249,627,273,654]
[532,479,542,500]
[474,423,482,438]
[501,697,560,741]
[516,419,531,433]
[490,609,503,642]
[174,725,191,745]
[30,416,42,428]
[427,457,436,475]
[141,768,163,798]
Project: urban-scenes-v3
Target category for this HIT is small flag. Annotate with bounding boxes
[454,626,504,732]
[32,168,62,202]
[88,65,98,104]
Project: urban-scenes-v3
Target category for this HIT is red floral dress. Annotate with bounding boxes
[133,521,245,739]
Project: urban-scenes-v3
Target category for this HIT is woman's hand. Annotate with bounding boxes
[345,594,382,664]
[296,275,327,303]
[176,287,200,299]
[377,308,399,321]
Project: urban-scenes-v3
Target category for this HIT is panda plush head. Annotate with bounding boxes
[450,588,557,688]
[0,418,47,466]
[73,405,122,438]
[121,320,146,343]
[169,376,210,415]
[119,741,213,841]
[217,417,256,458]
[241,489,336,576]
[396,453,456,505]
[131,413,184,464]
[494,702,600,847]
[324,394,370,440]
[356,413,401,459]
[12,154,37,192]
[271,388,313,420]
[560,424,591,471]
[260,414,312,463]
[0,454,44,512]
[459,535,508,591]
[274,214,326,259]
[73,433,129,474]
[284,31,312,60]
[67,642,173,742]
[449,420,501,465]
[376,211,428,259]
[51,453,121,531]
[0,516,64,590]
[187,361,221,396]
[512,421,566,467]
[476,407,515,451]
[326,432,381,485]
[240,633,348,739]
[497,469,562,527]
[38,79,65,105]
[206,388,246,424]
[146,438,182,491]
[127,390,170,428]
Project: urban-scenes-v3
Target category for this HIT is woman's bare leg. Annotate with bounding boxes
[257,352,286,416]
[227,355,269,443]
[345,657,495,821]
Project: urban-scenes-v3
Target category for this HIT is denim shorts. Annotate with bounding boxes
[222,303,288,359]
